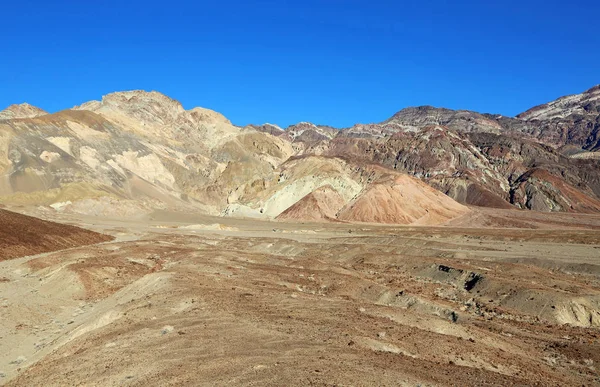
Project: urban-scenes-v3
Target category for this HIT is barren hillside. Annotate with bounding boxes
[0,209,112,261]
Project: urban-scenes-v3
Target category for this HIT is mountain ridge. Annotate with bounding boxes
[1,85,599,223]
[0,103,48,120]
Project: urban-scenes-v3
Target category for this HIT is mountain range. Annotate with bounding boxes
[1,85,599,224]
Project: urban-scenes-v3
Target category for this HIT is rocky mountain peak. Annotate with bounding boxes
[390,105,446,115]
[584,84,600,94]
[517,85,600,121]
[277,122,338,144]
[72,90,235,137]
[385,105,504,134]
[338,122,409,138]
[245,123,285,135]
[186,107,231,125]
[77,90,184,111]
[0,103,48,120]
[73,90,186,126]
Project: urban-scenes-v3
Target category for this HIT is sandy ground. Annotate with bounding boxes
[1,208,600,386]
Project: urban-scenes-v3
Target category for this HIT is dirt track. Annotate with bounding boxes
[1,209,600,386]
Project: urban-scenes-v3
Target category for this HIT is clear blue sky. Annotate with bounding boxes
[1,1,598,128]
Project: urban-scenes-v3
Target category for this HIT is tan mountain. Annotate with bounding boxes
[0,91,294,219]
[0,103,48,120]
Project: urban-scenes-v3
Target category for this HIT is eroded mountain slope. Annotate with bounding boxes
[0,92,295,218]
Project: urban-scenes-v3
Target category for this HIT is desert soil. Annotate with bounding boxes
[1,207,600,386]
[0,209,112,261]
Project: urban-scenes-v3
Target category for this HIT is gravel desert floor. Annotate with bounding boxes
[1,208,600,386]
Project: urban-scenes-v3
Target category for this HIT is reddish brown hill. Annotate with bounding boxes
[461,183,515,209]
[0,209,113,261]
[338,175,469,225]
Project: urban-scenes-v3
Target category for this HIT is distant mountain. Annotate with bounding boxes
[518,85,600,121]
[280,122,339,144]
[0,103,48,120]
[244,123,284,136]
[517,85,600,150]
[385,105,505,134]
[1,86,599,222]
[382,85,600,151]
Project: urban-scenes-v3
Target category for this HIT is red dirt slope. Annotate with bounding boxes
[338,175,469,225]
[0,209,113,261]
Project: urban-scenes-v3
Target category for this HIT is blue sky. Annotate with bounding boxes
[1,1,598,127]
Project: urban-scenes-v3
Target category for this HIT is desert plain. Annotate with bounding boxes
[1,206,599,386]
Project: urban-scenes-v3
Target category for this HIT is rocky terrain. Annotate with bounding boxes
[1,85,599,222]
[0,209,599,386]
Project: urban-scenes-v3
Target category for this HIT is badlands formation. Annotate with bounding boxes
[0,86,600,386]
[0,90,473,225]
[1,86,599,221]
